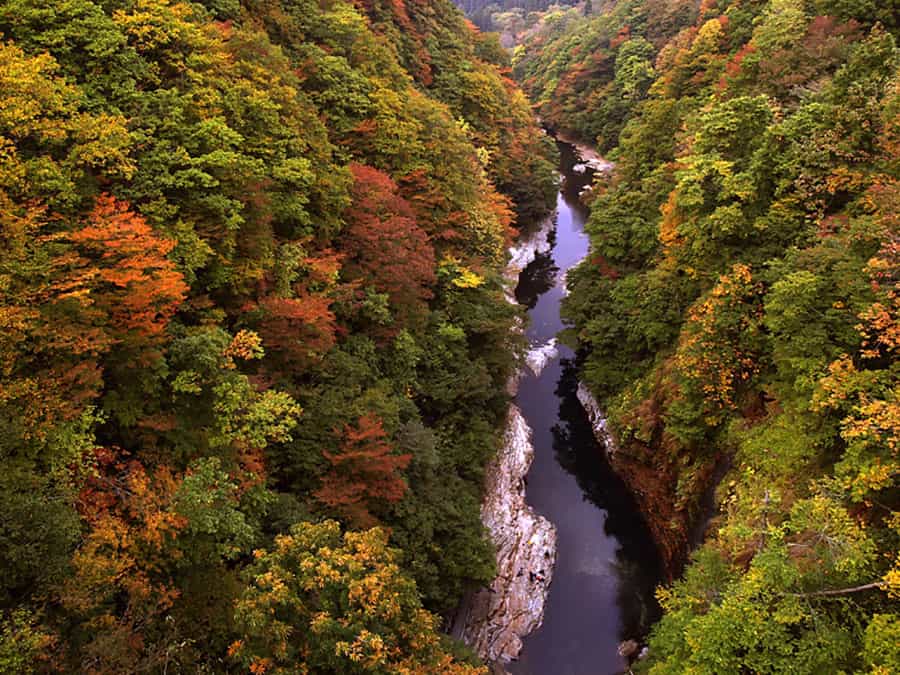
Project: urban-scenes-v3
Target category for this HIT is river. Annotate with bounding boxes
[508,140,662,675]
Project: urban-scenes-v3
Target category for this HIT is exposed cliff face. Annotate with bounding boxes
[460,406,557,663]
[505,215,556,396]
[604,446,691,577]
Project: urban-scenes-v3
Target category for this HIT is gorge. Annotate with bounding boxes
[1,0,897,672]
[462,140,663,674]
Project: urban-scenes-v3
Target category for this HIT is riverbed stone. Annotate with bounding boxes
[525,338,558,378]
[618,639,640,659]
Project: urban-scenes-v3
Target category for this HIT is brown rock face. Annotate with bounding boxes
[607,451,689,576]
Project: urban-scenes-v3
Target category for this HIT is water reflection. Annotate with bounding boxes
[552,358,661,640]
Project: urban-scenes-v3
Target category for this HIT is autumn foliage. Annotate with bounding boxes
[0,0,553,669]
[233,521,486,674]
[543,0,900,670]
[70,194,188,346]
[341,163,436,330]
[316,414,412,528]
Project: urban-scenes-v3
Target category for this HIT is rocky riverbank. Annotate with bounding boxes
[575,381,616,458]
[503,215,555,290]
[555,130,614,174]
[460,406,557,663]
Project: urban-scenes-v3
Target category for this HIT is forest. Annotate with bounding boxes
[0,0,559,671]
[515,0,900,671]
[452,0,578,35]
[2,0,899,671]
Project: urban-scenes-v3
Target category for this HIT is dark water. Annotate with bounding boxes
[509,142,662,675]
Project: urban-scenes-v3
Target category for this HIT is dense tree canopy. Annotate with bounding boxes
[5,0,898,669]
[0,0,556,669]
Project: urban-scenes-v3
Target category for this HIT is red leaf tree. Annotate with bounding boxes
[315,413,412,528]
[251,247,340,372]
[254,294,337,370]
[341,163,435,331]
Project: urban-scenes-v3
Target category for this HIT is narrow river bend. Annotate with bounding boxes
[509,141,662,675]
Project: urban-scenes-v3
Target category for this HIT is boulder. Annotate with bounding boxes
[525,338,559,378]
[618,639,640,659]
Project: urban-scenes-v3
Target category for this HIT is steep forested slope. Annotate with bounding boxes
[519,0,900,671]
[0,0,557,671]
[453,0,579,35]
[514,0,701,150]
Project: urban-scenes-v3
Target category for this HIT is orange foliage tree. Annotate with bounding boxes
[254,294,337,370]
[0,197,112,444]
[250,245,340,372]
[62,449,265,672]
[68,194,188,358]
[62,450,188,673]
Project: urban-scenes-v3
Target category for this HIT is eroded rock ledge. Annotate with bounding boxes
[460,406,557,664]
[576,381,616,457]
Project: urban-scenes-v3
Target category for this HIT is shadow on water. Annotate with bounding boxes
[515,248,558,310]
[507,139,662,675]
[553,358,662,640]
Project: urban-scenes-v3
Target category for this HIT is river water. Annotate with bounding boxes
[508,141,661,675]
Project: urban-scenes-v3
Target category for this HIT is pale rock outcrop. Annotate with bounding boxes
[503,216,556,391]
[504,216,555,293]
[582,156,614,173]
[525,338,558,378]
[458,207,560,668]
[559,271,571,297]
[576,381,616,457]
[460,406,557,663]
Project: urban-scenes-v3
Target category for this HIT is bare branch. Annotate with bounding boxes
[789,582,885,598]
